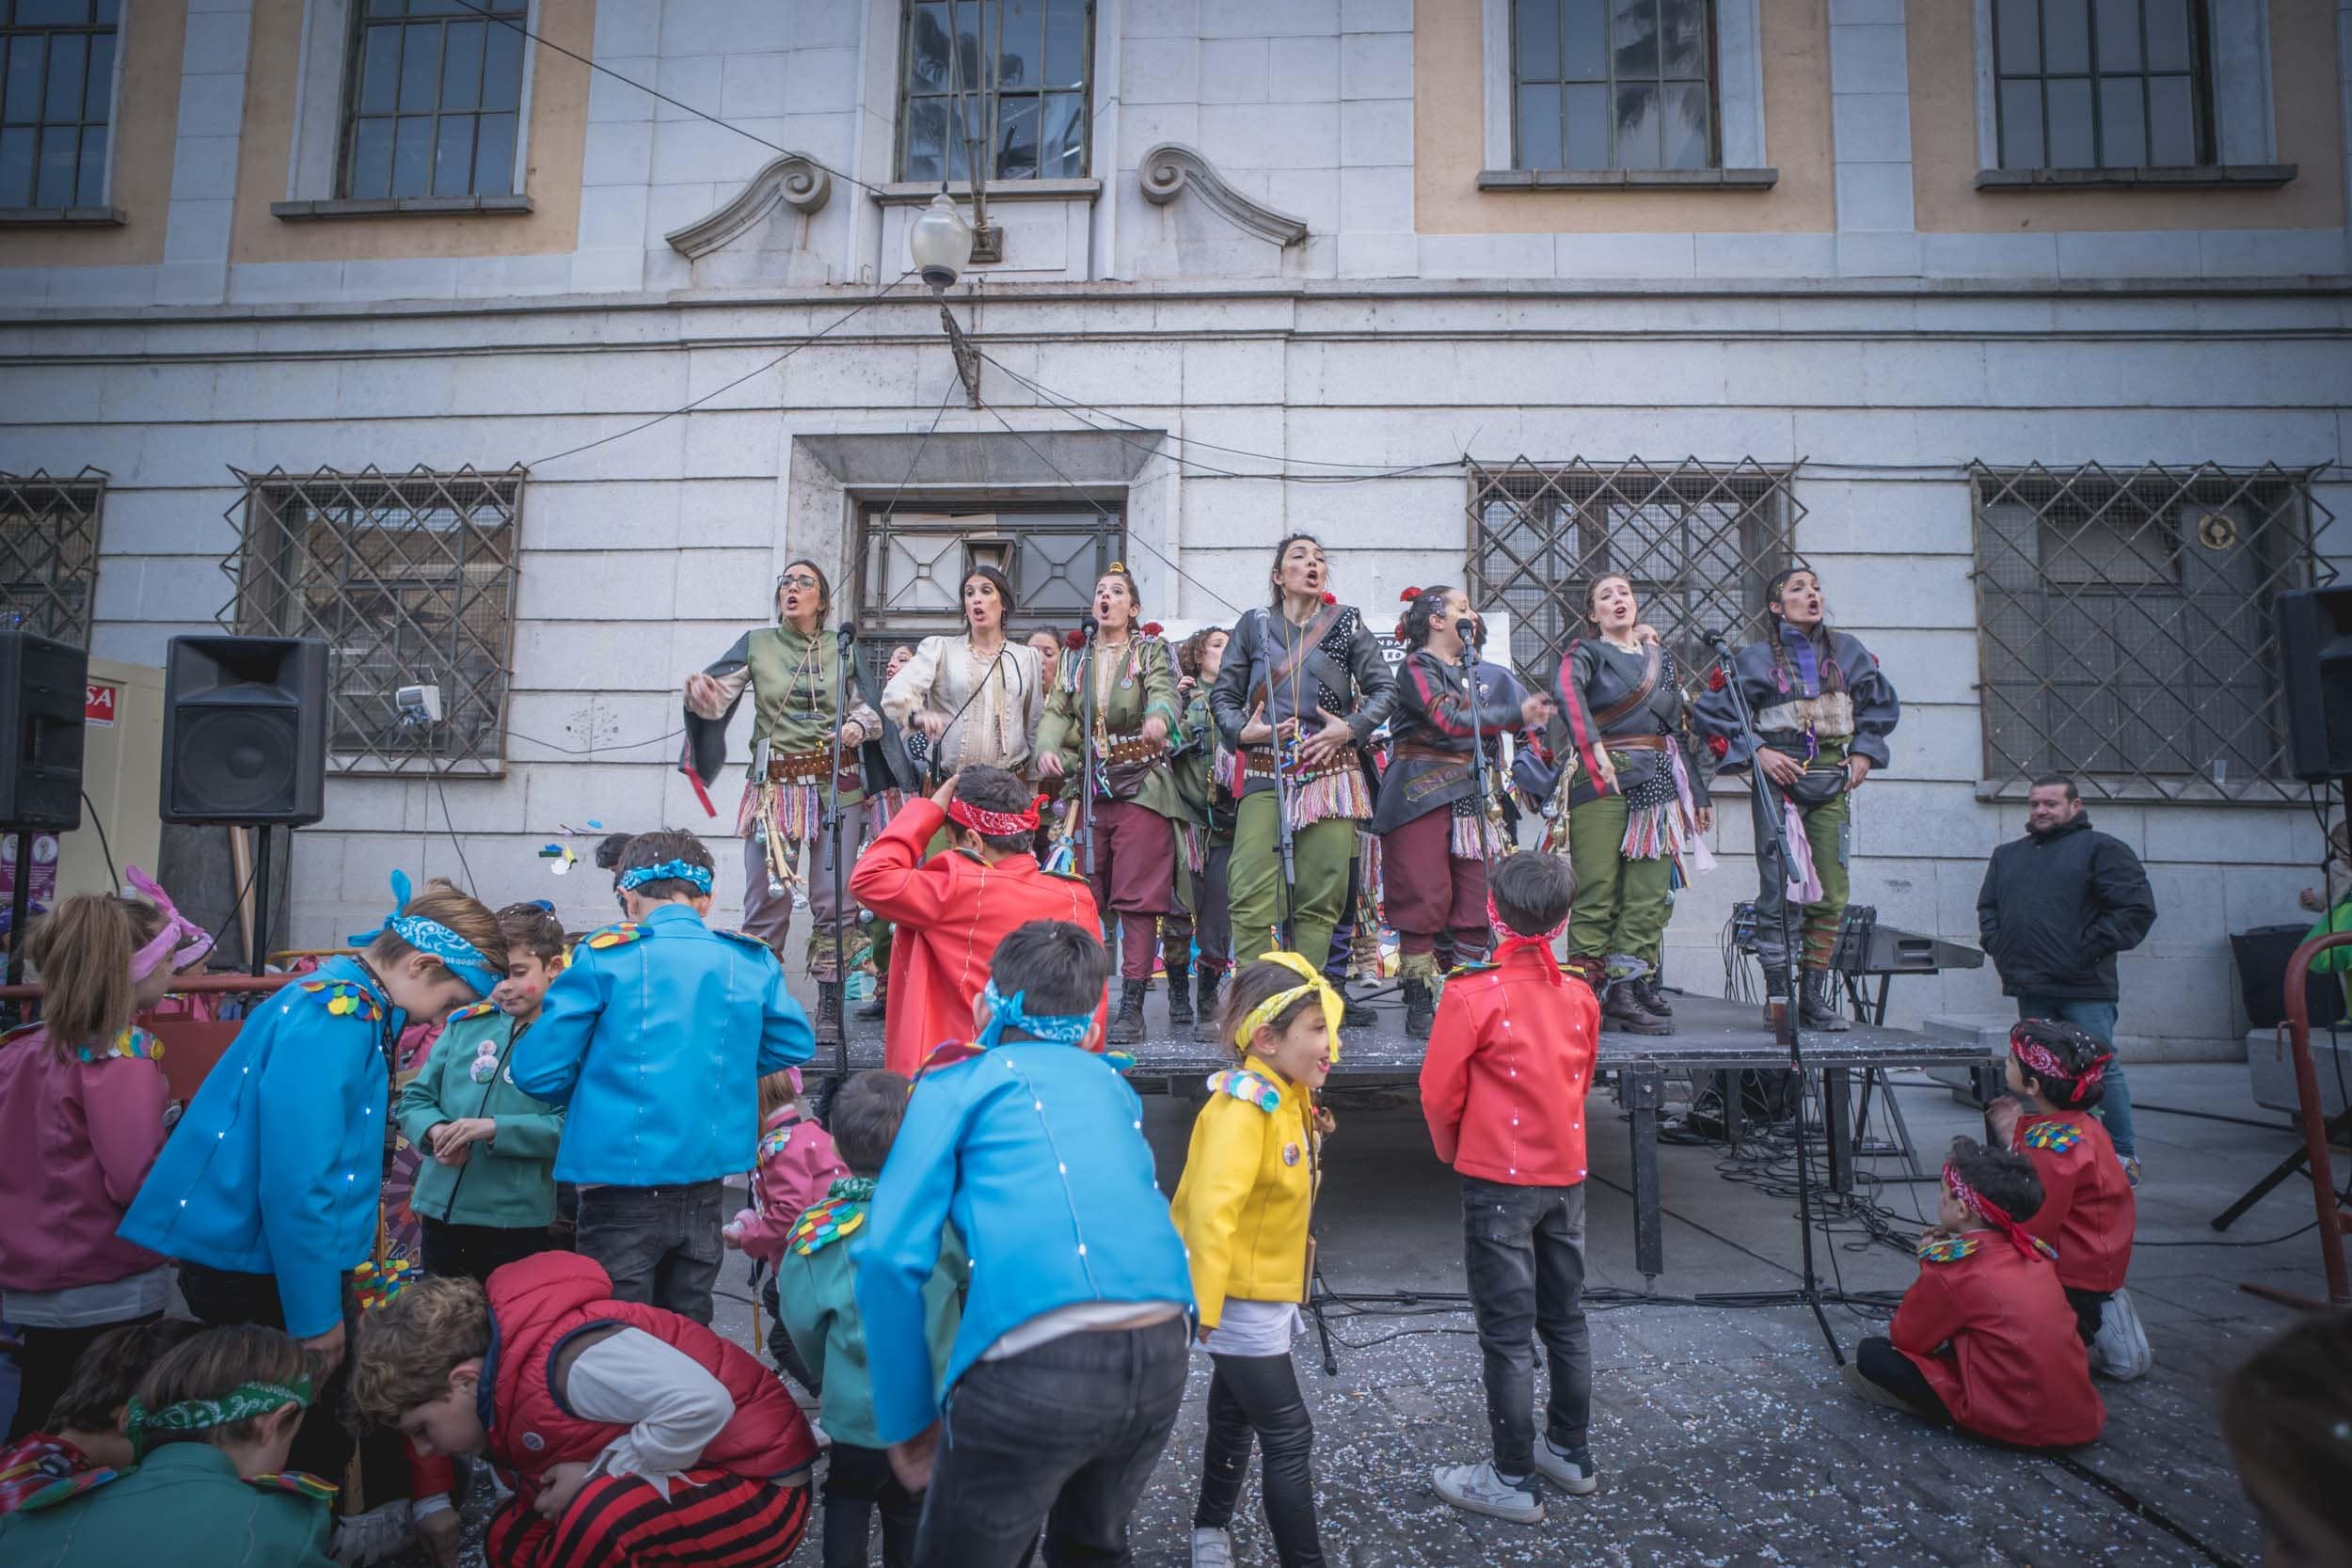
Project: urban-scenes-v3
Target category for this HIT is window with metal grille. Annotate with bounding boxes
[857,504,1121,672]
[1467,458,1801,686]
[0,467,103,646]
[0,0,118,211]
[341,0,526,201]
[1513,0,1716,171]
[224,466,523,773]
[898,0,1091,183]
[1991,0,2210,169]
[1971,463,2331,800]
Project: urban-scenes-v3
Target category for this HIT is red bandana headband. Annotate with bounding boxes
[1486,890,1567,986]
[947,794,1051,836]
[1943,1162,2056,1261]
[2009,1022,2110,1093]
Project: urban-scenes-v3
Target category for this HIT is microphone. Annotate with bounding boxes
[1702,627,1731,652]
[837,620,857,649]
[1081,615,1100,640]
[1454,616,1477,645]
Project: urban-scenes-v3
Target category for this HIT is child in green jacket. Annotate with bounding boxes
[395,903,568,1284]
[775,1070,963,1568]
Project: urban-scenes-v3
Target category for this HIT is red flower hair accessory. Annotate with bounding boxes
[1399,586,1422,604]
[1062,629,1087,651]
[1705,665,1727,691]
[1320,592,1337,606]
[1141,621,1163,637]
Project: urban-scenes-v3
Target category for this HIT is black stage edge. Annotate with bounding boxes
[834,985,1992,1282]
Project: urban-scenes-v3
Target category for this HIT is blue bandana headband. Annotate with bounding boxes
[617,860,715,895]
[347,871,501,999]
[974,978,1095,1050]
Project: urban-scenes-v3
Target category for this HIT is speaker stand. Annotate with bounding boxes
[5,829,33,1024]
[247,825,274,978]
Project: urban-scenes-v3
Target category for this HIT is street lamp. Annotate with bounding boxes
[909,193,975,293]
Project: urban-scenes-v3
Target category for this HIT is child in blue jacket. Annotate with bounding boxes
[855,919,1193,1568]
[119,873,504,1484]
[511,830,813,1325]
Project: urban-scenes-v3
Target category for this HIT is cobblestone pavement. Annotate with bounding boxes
[406,1061,2316,1567]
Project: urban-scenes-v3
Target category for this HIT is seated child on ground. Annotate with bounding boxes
[1988,1019,2149,1380]
[1418,850,1604,1525]
[355,1251,818,1568]
[0,1323,335,1567]
[1845,1136,2103,1449]
[725,1066,848,1394]
[0,1318,203,1514]
[775,1070,963,1568]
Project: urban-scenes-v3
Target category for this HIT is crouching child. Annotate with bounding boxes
[354,1253,818,1568]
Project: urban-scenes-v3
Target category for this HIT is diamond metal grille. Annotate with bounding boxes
[857,505,1122,650]
[1466,456,1804,686]
[1970,462,2333,801]
[222,465,524,773]
[0,467,104,647]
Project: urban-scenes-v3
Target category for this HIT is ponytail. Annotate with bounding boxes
[24,894,168,1062]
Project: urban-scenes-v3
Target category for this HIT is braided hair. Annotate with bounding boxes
[1763,566,1846,696]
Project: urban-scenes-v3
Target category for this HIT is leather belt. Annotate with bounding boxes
[764,749,862,789]
[1241,746,1354,781]
[1392,740,1472,764]
[1600,735,1672,753]
[1100,732,1168,766]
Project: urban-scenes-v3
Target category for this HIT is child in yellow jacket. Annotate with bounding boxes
[1168,953,1341,1568]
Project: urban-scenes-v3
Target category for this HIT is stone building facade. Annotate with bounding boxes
[3,0,2348,1052]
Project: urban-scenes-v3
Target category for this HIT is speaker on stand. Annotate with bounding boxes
[161,636,329,976]
[0,630,88,997]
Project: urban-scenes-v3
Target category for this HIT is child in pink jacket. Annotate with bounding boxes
[725,1068,848,1394]
[0,870,211,1442]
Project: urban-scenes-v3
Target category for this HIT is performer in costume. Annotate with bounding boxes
[1166,626,1236,1041]
[1692,567,1899,1030]
[1037,565,1184,1045]
[882,564,1046,784]
[683,560,897,1042]
[1552,576,1715,1036]
[1210,534,1398,974]
[1374,586,1551,1040]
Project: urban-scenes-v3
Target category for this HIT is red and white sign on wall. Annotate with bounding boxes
[85,682,117,726]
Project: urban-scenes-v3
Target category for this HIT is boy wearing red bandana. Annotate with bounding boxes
[1988,1019,2149,1380]
[1846,1137,2104,1449]
[848,767,1108,1076]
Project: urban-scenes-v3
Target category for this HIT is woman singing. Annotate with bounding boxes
[1036,566,1184,1045]
[1375,586,1552,1038]
[1209,534,1397,974]
[683,559,883,1041]
[881,564,1046,783]
[1165,625,1234,1040]
[1553,576,1715,1036]
[1692,567,1899,1030]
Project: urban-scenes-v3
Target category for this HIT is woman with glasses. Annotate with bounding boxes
[683,560,886,1042]
[881,564,1047,784]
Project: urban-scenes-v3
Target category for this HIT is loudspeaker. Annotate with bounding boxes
[2277,586,2352,784]
[161,637,328,826]
[0,629,87,832]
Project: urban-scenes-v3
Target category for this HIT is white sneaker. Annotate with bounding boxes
[1530,1437,1599,1496]
[2090,1288,2153,1382]
[1433,1460,1545,1523]
[1191,1525,1235,1567]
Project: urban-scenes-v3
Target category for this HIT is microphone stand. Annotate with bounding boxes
[1271,613,1302,952]
[1458,618,1494,871]
[1078,617,1100,881]
[1705,629,1841,1362]
[821,622,855,1098]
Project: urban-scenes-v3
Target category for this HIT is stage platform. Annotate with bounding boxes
[823,984,1994,1280]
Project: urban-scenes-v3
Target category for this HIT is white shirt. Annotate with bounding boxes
[1202,1298,1300,1358]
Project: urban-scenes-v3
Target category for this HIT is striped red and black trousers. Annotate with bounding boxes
[486,1468,810,1568]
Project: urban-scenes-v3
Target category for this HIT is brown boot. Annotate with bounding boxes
[1603,981,1674,1037]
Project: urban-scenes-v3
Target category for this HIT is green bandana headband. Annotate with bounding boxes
[126,1375,312,1459]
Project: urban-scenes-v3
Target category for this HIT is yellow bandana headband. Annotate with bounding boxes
[1231,951,1344,1062]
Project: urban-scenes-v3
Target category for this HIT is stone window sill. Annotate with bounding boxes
[0,206,126,227]
[873,178,1102,206]
[1477,167,1778,192]
[271,194,534,220]
[1974,164,2296,192]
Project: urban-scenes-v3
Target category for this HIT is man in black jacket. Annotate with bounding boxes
[1977,776,2157,1180]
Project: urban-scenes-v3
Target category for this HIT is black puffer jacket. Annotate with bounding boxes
[1975,815,2156,1001]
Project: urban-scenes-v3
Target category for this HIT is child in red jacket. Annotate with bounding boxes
[1845,1136,2103,1449]
[355,1254,816,1568]
[1418,853,1601,1526]
[724,1067,847,1396]
[1987,1019,2151,1382]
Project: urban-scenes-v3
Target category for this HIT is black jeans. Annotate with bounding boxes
[2064,1287,2111,1347]
[914,1317,1188,1568]
[1461,1177,1592,1478]
[1856,1336,1951,1421]
[759,1272,821,1397]
[575,1180,724,1325]
[419,1217,549,1287]
[4,1315,160,1443]
[178,1262,358,1483]
[1195,1351,1324,1566]
[825,1439,923,1568]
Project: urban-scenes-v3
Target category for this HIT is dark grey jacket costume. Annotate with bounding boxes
[1371,649,1532,835]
